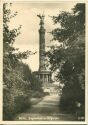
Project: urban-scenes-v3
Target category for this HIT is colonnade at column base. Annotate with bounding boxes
[33,70,52,84]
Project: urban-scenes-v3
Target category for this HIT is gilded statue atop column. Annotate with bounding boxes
[37,14,45,28]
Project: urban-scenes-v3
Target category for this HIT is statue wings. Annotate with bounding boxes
[37,14,45,19]
[37,14,42,19]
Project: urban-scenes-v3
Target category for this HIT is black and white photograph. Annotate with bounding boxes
[3,1,85,121]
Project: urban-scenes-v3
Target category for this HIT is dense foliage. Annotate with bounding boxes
[47,3,85,118]
[3,3,43,120]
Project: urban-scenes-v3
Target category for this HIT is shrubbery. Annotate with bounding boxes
[3,89,31,120]
[47,3,85,119]
[59,84,85,114]
[14,95,31,113]
[3,3,44,120]
[3,89,15,120]
[31,91,49,98]
[3,61,44,120]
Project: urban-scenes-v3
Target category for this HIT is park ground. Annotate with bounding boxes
[14,83,77,121]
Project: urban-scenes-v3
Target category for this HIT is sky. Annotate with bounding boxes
[9,2,77,71]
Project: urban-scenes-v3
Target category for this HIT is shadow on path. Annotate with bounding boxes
[15,94,77,121]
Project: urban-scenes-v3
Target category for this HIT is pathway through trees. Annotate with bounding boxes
[14,85,76,121]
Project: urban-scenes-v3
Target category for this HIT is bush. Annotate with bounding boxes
[14,95,31,113]
[59,84,85,115]
[31,91,49,98]
[42,92,49,96]
[31,91,43,98]
[3,88,31,120]
[3,89,15,120]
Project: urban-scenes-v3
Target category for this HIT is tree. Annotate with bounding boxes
[47,3,85,117]
[3,3,32,88]
[3,3,32,120]
[3,3,43,120]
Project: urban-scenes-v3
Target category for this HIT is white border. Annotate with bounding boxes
[0,0,3,122]
[85,1,88,124]
[0,0,88,124]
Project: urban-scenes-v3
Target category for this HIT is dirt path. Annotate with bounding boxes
[14,94,76,121]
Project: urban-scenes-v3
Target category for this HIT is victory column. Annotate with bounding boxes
[34,14,52,84]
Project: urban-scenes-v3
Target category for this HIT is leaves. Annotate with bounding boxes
[3,3,44,120]
[47,3,85,114]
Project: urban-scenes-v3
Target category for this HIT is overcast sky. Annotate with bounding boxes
[9,2,77,71]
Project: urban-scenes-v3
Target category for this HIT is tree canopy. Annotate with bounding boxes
[3,3,43,120]
[47,3,85,116]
